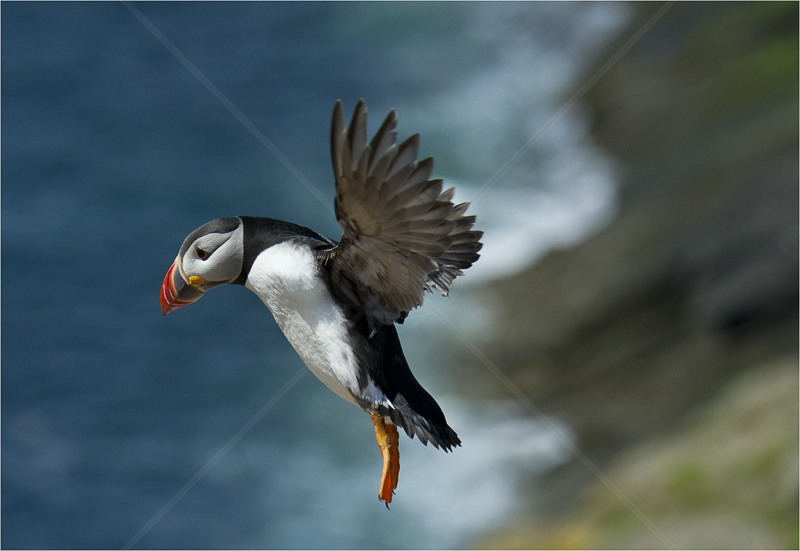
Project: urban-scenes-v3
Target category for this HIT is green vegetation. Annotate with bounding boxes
[472,2,798,548]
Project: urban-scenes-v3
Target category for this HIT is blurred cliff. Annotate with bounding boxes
[472,2,798,548]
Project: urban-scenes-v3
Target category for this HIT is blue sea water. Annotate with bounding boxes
[2,2,629,548]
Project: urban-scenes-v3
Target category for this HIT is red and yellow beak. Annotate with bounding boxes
[160,257,204,315]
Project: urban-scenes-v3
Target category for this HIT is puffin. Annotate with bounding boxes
[160,99,483,505]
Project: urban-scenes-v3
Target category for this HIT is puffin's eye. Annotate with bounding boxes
[196,247,210,260]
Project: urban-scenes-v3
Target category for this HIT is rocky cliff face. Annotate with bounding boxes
[473,2,798,547]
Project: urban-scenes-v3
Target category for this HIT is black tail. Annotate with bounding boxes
[353,322,461,451]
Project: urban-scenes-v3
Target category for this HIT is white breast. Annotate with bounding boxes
[244,241,362,406]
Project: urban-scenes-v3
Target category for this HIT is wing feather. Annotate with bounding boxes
[322,100,483,335]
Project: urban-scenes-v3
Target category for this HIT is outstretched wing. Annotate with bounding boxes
[320,99,483,335]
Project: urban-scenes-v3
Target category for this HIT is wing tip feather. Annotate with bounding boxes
[328,99,483,326]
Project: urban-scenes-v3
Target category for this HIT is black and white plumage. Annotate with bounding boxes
[160,100,483,504]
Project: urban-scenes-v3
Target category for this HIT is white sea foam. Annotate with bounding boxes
[396,399,575,547]
[393,3,631,282]
[238,396,574,549]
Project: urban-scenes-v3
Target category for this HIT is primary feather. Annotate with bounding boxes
[322,99,483,335]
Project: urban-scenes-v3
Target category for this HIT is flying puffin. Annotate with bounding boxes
[160,99,483,505]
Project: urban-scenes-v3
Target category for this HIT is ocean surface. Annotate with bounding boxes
[2,3,629,548]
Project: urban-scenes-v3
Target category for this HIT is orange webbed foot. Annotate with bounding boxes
[370,413,400,507]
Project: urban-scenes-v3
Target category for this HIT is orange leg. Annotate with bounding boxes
[370,413,400,506]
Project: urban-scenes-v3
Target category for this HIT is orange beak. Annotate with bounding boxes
[160,258,204,315]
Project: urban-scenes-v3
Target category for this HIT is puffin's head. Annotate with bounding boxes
[160,217,244,315]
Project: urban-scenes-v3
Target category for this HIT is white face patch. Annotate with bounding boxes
[245,242,367,406]
[182,225,244,287]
